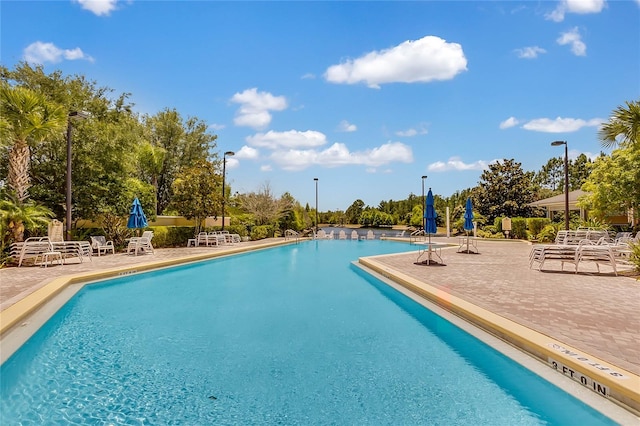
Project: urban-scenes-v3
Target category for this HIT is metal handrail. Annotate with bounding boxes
[284,229,299,243]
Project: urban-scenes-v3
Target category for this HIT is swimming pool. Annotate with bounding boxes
[1,240,616,424]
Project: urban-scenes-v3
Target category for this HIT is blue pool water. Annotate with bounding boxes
[1,240,615,425]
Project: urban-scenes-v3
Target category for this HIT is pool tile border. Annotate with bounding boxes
[358,255,640,416]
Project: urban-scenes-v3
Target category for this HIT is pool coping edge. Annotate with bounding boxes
[358,255,640,416]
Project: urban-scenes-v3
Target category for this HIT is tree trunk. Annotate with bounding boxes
[8,141,31,202]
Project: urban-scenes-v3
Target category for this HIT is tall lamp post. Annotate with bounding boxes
[551,140,570,230]
[421,175,428,231]
[65,111,89,240]
[314,178,319,234]
[221,151,235,231]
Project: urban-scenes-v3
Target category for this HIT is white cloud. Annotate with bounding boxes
[73,0,119,16]
[337,120,357,132]
[499,117,520,129]
[568,149,598,161]
[23,41,93,64]
[234,145,260,160]
[324,35,467,88]
[224,157,239,169]
[427,157,495,172]
[260,165,273,172]
[208,123,225,131]
[246,130,327,149]
[522,117,603,133]
[514,46,546,59]
[270,141,413,171]
[557,27,586,56]
[301,73,315,79]
[396,123,428,137]
[230,88,288,130]
[546,0,606,22]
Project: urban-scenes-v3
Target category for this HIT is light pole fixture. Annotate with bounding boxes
[314,178,319,234]
[65,111,89,240]
[551,140,569,231]
[221,151,235,231]
[421,175,427,231]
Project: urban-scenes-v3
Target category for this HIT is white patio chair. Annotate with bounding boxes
[127,231,154,256]
[90,236,115,256]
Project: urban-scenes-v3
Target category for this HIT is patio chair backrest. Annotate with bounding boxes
[91,236,107,248]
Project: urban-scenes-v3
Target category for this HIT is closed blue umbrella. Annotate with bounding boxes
[464,197,474,232]
[127,197,148,233]
[424,188,437,235]
[463,197,475,253]
[422,188,439,264]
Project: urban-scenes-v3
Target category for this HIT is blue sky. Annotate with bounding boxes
[2,1,639,211]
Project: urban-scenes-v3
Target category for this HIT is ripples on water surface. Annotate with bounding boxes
[1,241,615,425]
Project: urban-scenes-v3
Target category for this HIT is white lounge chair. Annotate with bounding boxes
[52,241,93,263]
[350,230,358,240]
[127,231,154,256]
[12,237,63,267]
[338,230,347,240]
[366,230,375,240]
[90,236,115,256]
[316,229,327,239]
[209,231,226,245]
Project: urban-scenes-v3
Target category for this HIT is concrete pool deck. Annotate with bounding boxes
[1,236,638,415]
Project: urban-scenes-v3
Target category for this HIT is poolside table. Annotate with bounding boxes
[416,242,449,265]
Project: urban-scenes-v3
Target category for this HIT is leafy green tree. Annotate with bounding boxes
[277,192,302,232]
[238,182,294,226]
[409,204,423,227]
[534,157,564,192]
[599,100,639,149]
[0,83,66,202]
[144,109,217,214]
[345,199,364,224]
[1,62,150,230]
[474,159,537,223]
[137,141,166,215]
[581,146,640,227]
[359,208,393,227]
[169,160,221,234]
[569,153,592,191]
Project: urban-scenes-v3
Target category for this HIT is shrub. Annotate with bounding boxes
[537,224,560,243]
[250,225,273,240]
[510,217,528,239]
[527,218,550,238]
[147,226,195,247]
[494,217,503,233]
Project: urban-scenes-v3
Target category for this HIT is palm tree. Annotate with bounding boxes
[0,192,54,244]
[598,100,640,149]
[0,84,67,202]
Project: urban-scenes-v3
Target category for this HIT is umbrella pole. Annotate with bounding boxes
[466,230,470,253]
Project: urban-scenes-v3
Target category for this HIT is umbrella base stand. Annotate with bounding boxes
[457,236,479,254]
[416,242,445,265]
